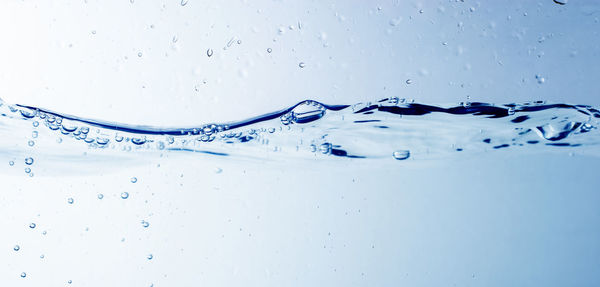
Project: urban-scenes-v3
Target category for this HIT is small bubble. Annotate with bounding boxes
[121,192,129,199]
[24,168,31,174]
[97,194,104,200]
[9,161,14,166]
[535,74,545,84]
[40,254,45,259]
[68,280,72,284]
[237,39,242,44]
[406,79,412,85]
[172,35,178,43]
[14,245,20,251]
[20,272,26,278]
[147,254,153,260]
[28,140,35,147]
[32,131,38,138]
[91,30,96,34]
[67,198,74,204]
[207,49,213,57]
[180,0,188,6]
[138,52,143,57]
[267,48,272,53]
[25,157,34,165]
[29,223,36,229]
[32,121,39,127]
[392,150,410,160]
[141,220,150,228]
[42,230,47,235]
[131,177,138,183]
[298,62,306,68]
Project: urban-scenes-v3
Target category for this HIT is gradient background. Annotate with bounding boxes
[1,1,599,286]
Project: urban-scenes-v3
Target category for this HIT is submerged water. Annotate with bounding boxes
[1,97,600,286]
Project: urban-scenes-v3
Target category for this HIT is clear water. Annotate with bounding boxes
[2,1,600,286]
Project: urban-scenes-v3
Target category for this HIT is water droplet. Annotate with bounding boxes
[287,101,327,124]
[406,79,412,85]
[147,254,153,260]
[392,150,410,160]
[267,48,272,53]
[14,245,20,251]
[67,198,74,204]
[138,52,143,57]
[20,272,26,278]
[29,223,36,229]
[97,194,104,200]
[535,74,545,84]
[121,192,129,199]
[207,49,213,57]
[28,140,35,147]
[9,161,14,166]
[298,62,306,68]
[131,177,138,183]
[25,157,34,165]
[180,0,188,6]
[141,220,150,228]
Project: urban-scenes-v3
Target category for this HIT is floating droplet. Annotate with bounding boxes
[131,177,138,183]
[207,49,213,57]
[25,157,34,165]
[298,62,306,68]
[29,223,36,229]
[67,198,74,204]
[121,192,129,199]
[392,150,410,160]
[14,245,20,251]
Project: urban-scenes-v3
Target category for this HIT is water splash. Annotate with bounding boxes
[1,97,599,168]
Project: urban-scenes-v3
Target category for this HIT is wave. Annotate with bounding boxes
[1,97,599,166]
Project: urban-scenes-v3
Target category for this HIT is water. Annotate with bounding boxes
[2,1,600,286]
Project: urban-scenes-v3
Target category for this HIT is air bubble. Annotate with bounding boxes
[25,157,34,165]
[25,168,31,174]
[267,48,272,53]
[138,52,143,57]
[97,194,104,199]
[392,150,410,160]
[14,245,20,251]
[121,192,129,199]
[406,79,412,85]
[147,254,153,260]
[131,177,138,183]
[207,49,213,57]
[181,0,188,6]
[141,220,150,228]
[32,131,38,138]
[299,62,306,68]
[68,198,74,204]
[28,140,35,147]
[20,272,26,278]
[29,223,36,229]
[9,161,14,166]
